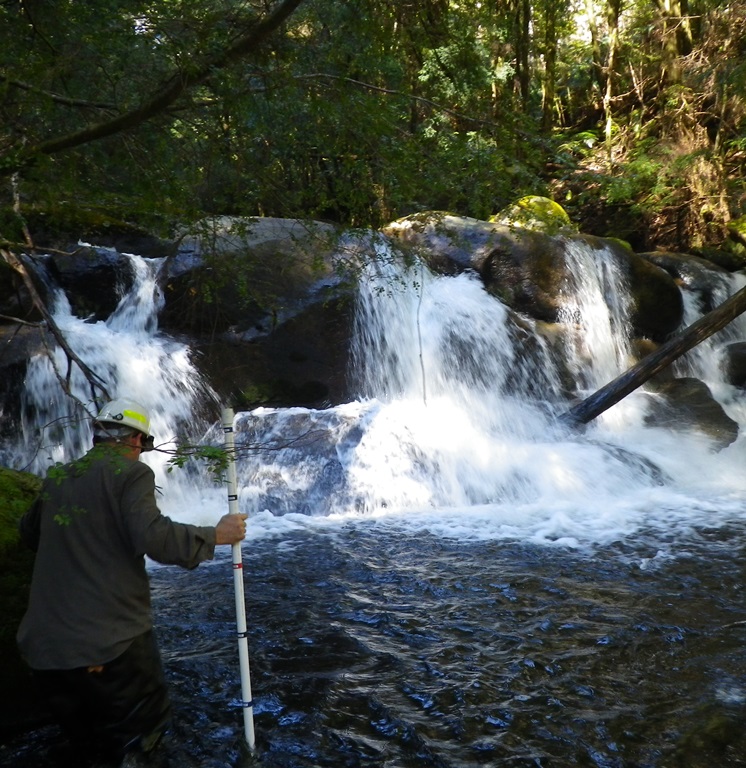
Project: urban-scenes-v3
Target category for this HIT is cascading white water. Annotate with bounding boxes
[557,239,633,389]
[672,271,746,426]
[17,252,219,498]
[11,238,746,554]
[233,240,746,551]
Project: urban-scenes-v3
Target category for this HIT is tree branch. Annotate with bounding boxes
[6,0,305,168]
[1,247,110,403]
[0,313,42,326]
[297,73,511,133]
[0,74,117,111]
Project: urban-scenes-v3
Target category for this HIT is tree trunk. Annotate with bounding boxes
[541,0,559,132]
[603,0,622,156]
[656,0,691,86]
[560,283,746,426]
[585,0,604,93]
[511,0,531,111]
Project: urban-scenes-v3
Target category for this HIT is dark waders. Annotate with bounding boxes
[33,630,171,762]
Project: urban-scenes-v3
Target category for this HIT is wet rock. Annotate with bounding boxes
[189,293,354,410]
[160,216,346,335]
[383,211,515,274]
[384,214,683,340]
[721,341,746,387]
[640,251,731,312]
[621,242,684,342]
[45,246,137,321]
[643,377,739,448]
[481,230,568,323]
[157,218,358,408]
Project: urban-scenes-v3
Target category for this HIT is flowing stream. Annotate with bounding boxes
[3,239,746,767]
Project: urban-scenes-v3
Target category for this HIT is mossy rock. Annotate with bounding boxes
[489,196,577,235]
[603,236,634,253]
[694,243,746,272]
[0,466,41,553]
[727,214,746,245]
[0,466,42,737]
[18,203,173,256]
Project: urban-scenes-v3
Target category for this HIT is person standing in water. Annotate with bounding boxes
[16,398,248,763]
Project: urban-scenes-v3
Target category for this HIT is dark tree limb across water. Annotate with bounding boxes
[561,283,746,426]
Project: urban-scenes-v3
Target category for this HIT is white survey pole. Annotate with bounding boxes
[221,407,256,751]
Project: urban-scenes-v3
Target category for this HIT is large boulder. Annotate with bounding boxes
[42,246,139,321]
[160,217,358,408]
[481,229,570,322]
[189,294,354,410]
[383,211,517,274]
[160,217,346,336]
[619,241,684,342]
[384,213,684,340]
[384,212,573,320]
[640,251,731,313]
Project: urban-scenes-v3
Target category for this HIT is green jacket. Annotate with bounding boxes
[17,445,216,670]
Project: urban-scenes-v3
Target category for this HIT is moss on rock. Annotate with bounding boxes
[0,466,42,737]
[489,196,577,235]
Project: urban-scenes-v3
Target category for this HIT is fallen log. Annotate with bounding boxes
[560,282,746,426]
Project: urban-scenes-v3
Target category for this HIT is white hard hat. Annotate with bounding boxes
[95,398,152,437]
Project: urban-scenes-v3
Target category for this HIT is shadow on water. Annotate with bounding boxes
[4,525,746,768]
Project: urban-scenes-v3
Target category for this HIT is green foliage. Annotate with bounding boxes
[605,156,665,208]
[52,505,88,527]
[0,0,546,235]
[0,467,41,554]
[0,0,743,253]
[167,443,231,481]
[0,467,41,730]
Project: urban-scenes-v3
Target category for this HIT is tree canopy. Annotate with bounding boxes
[1,0,745,257]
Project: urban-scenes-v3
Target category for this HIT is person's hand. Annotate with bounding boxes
[215,512,248,545]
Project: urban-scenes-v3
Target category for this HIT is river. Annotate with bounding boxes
[2,238,746,766]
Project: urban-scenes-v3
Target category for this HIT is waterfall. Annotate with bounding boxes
[9,239,746,552]
[17,252,218,491]
[557,238,633,392]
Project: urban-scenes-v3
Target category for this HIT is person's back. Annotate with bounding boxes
[16,398,247,763]
[19,445,166,670]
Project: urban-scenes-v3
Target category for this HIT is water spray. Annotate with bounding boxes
[221,407,256,751]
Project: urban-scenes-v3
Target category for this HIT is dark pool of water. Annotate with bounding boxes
[3,524,746,767]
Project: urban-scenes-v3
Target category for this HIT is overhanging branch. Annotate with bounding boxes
[2,0,305,172]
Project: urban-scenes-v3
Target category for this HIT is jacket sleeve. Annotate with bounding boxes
[121,462,217,568]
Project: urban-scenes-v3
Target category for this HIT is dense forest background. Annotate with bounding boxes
[1,0,745,261]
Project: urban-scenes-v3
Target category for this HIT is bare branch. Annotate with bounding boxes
[297,73,510,132]
[4,0,305,172]
[0,313,42,326]
[0,74,117,111]
[0,240,82,257]
[1,247,110,403]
